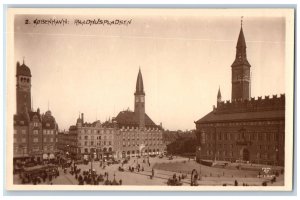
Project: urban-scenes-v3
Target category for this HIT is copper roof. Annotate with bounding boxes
[16,62,31,77]
[115,110,160,129]
[135,68,145,95]
[195,109,285,124]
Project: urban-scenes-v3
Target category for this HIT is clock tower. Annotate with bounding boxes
[16,60,32,115]
[231,21,251,101]
[134,68,145,129]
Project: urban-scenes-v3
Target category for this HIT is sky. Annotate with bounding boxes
[12,9,289,131]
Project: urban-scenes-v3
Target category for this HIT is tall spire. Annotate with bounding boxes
[23,56,25,65]
[134,68,145,129]
[217,86,222,104]
[232,17,250,67]
[237,25,246,48]
[231,18,251,101]
[217,86,221,99]
[135,67,145,95]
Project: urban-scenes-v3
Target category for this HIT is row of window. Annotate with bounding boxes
[120,127,160,131]
[122,141,163,147]
[82,141,112,146]
[14,146,41,152]
[83,147,113,153]
[14,137,57,143]
[206,144,278,151]
[79,135,113,140]
[205,151,277,159]
[80,129,114,134]
[14,147,27,154]
[14,130,26,134]
[14,129,56,135]
[20,76,30,83]
[121,132,162,137]
[122,137,161,141]
[78,130,162,137]
[204,132,281,142]
[204,121,283,127]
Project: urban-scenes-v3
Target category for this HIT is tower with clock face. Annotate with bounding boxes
[16,61,32,115]
[134,68,145,129]
[231,23,251,101]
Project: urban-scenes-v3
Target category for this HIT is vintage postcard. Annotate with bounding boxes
[5,8,294,191]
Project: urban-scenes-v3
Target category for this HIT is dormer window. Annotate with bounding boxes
[46,123,50,127]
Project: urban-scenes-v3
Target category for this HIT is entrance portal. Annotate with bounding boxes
[243,148,250,161]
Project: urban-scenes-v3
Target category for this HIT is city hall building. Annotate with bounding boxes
[195,24,285,166]
[112,69,166,158]
[58,69,166,160]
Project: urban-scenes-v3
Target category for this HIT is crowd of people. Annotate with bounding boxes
[62,161,122,185]
[19,167,59,185]
[16,155,160,185]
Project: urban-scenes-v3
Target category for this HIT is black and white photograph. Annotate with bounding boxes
[5,8,294,191]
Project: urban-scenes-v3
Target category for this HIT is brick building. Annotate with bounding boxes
[58,69,166,161]
[195,23,285,166]
[13,60,59,162]
[112,69,166,159]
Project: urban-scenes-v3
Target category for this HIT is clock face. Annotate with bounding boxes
[140,97,144,102]
[135,98,139,102]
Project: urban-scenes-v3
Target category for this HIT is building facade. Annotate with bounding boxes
[112,69,165,159]
[58,114,118,160]
[195,23,285,166]
[58,69,166,160]
[13,61,59,162]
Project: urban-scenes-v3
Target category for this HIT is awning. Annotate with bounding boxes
[43,154,48,159]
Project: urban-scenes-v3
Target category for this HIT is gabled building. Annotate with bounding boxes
[13,60,59,162]
[58,113,118,160]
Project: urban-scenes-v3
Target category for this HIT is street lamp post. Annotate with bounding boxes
[275,148,279,166]
[90,151,96,173]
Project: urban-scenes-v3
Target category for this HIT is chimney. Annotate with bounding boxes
[81,113,84,123]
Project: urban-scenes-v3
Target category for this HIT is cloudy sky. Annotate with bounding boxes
[12,9,290,131]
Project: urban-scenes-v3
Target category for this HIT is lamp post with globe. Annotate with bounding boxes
[90,149,96,174]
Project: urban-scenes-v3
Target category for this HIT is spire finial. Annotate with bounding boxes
[241,16,243,27]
